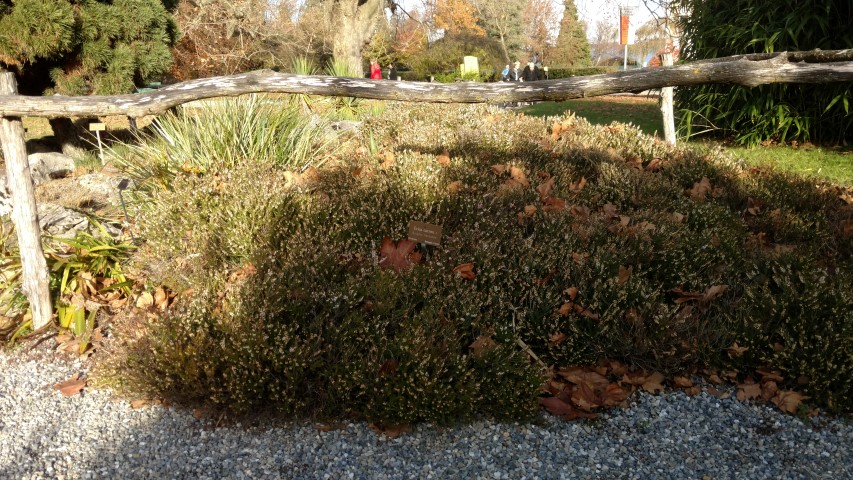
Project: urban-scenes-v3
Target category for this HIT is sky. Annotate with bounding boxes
[396,0,664,42]
[574,0,662,39]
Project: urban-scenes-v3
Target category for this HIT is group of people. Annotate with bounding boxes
[501,53,548,82]
[369,59,397,80]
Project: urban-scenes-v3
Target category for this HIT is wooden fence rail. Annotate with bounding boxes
[2,48,853,330]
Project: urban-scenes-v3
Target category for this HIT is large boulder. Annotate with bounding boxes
[36,203,122,239]
[27,152,77,186]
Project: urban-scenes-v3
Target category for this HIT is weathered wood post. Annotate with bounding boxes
[0,71,52,330]
[660,52,677,145]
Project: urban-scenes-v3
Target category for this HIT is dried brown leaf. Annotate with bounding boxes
[368,422,412,438]
[602,203,619,218]
[564,287,579,301]
[771,390,810,414]
[601,383,628,407]
[570,177,587,193]
[436,150,451,166]
[736,383,762,401]
[316,423,347,432]
[540,396,577,416]
[549,332,567,346]
[705,387,731,398]
[689,177,713,199]
[558,302,574,316]
[490,164,507,175]
[569,205,590,218]
[453,263,476,280]
[673,376,694,388]
[382,151,396,169]
[542,197,566,213]
[537,177,555,200]
[703,285,728,302]
[54,373,86,397]
[509,167,529,187]
[135,292,154,309]
[642,372,665,394]
[726,342,748,358]
[379,238,421,272]
[617,265,632,285]
[154,287,169,311]
[469,334,496,357]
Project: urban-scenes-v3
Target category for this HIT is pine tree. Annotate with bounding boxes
[0,0,178,96]
[0,0,178,153]
[549,0,591,67]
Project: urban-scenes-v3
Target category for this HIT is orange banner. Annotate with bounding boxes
[620,15,630,45]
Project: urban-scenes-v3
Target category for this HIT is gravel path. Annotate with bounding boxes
[1,351,850,480]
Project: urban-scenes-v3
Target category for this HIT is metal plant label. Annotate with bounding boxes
[408,221,442,246]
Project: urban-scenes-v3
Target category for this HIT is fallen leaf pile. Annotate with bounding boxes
[735,368,812,415]
[555,286,599,320]
[491,163,530,194]
[541,360,815,420]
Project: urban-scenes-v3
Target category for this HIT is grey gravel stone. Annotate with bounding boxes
[0,351,850,479]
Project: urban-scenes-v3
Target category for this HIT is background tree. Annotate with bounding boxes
[673,0,853,145]
[170,0,284,80]
[434,0,484,37]
[524,0,559,64]
[588,20,620,65]
[549,0,591,67]
[0,0,178,153]
[469,0,526,64]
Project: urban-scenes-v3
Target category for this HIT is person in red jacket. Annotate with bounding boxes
[370,59,382,80]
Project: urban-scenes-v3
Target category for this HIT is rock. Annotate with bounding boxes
[75,174,133,204]
[330,120,361,132]
[0,175,10,217]
[37,204,90,239]
[28,152,76,186]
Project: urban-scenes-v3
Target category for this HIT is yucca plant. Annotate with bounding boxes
[325,58,362,120]
[290,56,319,114]
[109,95,337,203]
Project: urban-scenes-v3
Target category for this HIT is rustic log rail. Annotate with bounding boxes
[2,49,853,118]
[2,48,852,330]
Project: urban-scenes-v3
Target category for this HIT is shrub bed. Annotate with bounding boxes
[102,101,853,422]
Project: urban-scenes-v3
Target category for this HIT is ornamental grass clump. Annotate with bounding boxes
[105,103,852,420]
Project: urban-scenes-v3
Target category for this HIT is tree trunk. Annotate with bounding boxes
[0,71,52,331]
[48,117,87,157]
[659,52,676,145]
[2,49,852,118]
[331,0,387,77]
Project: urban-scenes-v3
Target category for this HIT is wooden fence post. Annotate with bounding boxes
[0,71,52,330]
[660,52,677,145]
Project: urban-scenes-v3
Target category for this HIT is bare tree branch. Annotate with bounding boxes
[1,49,851,118]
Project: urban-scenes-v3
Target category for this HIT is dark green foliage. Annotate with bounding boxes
[403,34,506,82]
[549,1,592,67]
[0,0,178,95]
[105,103,852,421]
[673,0,853,145]
[545,67,614,80]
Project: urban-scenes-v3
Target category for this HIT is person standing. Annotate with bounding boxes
[370,59,382,80]
[388,63,397,80]
[501,64,510,81]
[521,62,532,82]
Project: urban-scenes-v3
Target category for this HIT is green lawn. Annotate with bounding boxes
[727,144,852,186]
[522,97,853,186]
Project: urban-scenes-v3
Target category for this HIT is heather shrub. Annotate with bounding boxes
[105,103,852,419]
